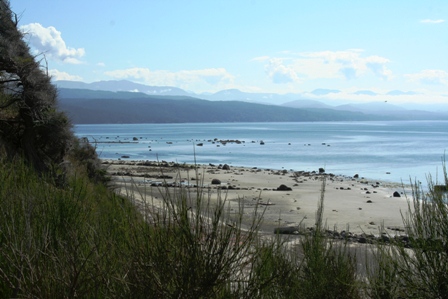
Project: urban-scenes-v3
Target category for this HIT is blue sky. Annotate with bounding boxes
[11,0,448,104]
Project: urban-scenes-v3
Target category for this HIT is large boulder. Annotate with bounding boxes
[277,184,292,191]
[222,164,230,170]
[393,191,401,197]
[211,178,221,185]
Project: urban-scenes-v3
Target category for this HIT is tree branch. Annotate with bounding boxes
[0,78,21,84]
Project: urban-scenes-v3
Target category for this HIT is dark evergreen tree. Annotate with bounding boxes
[0,0,73,173]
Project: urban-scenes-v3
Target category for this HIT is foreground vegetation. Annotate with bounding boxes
[1,155,447,298]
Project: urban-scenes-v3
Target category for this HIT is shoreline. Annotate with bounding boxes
[76,120,448,188]
[104,159,413,237]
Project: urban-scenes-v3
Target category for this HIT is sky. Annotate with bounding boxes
[10,0,448,105]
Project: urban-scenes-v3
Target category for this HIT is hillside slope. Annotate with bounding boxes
[58,88,387,123]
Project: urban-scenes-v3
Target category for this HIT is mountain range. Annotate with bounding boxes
[55,80,448,124]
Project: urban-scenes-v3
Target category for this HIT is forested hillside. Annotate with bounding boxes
[58,88,387,123]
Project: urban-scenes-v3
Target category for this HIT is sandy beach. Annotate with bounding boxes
[105,159,412,237]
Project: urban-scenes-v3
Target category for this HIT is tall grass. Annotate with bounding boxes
[2,155,448,298]
[366,165,448,299]
[0,157,137,297]
[125,172,265,298]
[296,178,361,299]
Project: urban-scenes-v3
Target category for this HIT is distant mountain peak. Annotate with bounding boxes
[214,88,243,94]
[53,80,448,115]
[55,79,190,96]
[282,99,332,109]
[337,101,405,112]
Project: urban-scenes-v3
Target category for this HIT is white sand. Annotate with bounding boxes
[105,160,412,236]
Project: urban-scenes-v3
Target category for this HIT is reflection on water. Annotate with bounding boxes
[75,121,448,184]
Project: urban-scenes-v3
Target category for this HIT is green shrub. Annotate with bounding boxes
[125,173,265,298]
[67,137,110,184]
[241,238,301,298]
[367,162,448,298]
[4,152,448,298]
[0,158,138,297]
[296,180,361,299]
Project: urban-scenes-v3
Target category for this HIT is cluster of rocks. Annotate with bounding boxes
[274,226,414,247]
[210,179,293,192]
[214,139,244,145]
[104,159,199,169]
[293,170,335,178]
[135,160,189,168]
[207,163,231,170]
[110,171,174,180]
[191,138,268,147]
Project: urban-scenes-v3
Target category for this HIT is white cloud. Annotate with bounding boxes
[405,69,448,85]
[49,69,83,81]
[265,58,300,84]
[104,67,235,91]
[365,56,393,80]
[20,23,85,64]
[420,19,445,24]
[301,50,392,80]
[254,50,392,83]
[250,56,270,62]
[97,62,106,67]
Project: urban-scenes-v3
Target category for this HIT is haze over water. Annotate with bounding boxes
[75,120,448,185]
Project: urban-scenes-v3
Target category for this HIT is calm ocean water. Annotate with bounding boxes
[74,121,448,184]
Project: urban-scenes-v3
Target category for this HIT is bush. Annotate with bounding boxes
[241,238,301,298]
[366,162,448,298]
[67,137,110,184]
[0,158,138,297]
[125,172,265,298]
[3,151,448,297]
[296,179,361,299]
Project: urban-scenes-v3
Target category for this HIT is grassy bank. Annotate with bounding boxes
[1,156,447,298]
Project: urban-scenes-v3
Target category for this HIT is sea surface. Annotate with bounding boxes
[74,121,448,185]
